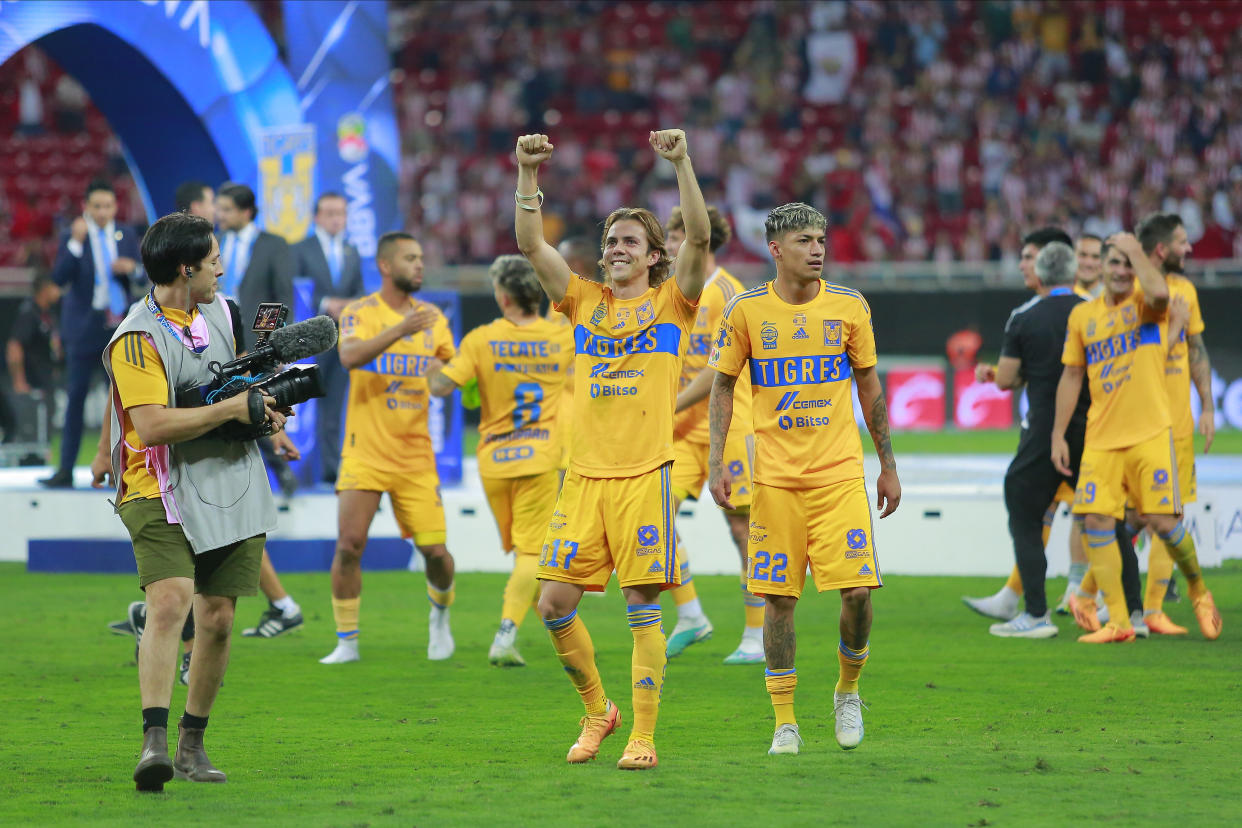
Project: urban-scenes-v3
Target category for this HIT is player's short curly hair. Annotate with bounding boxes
[765,203,827,242]
[599,207,672,287]
[1035,241,1078,286]
[665,205,733,253]
[488,254,542,315]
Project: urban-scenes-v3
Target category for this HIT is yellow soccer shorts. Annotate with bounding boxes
[1073,429,1180,520]
[337,455,447,546]
[538,462,680,592]
[747,477,882,598]
[670,433,755,510]
[482,469,561,557]
[1054,480,1074,504]
[1174,433,1197,504]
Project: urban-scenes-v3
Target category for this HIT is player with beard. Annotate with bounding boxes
[1053,235,1221,642]
[319,232,459,664]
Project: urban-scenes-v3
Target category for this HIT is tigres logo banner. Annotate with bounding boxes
[258,125,316,243]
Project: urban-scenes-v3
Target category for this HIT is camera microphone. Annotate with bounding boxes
[265,315,339,363]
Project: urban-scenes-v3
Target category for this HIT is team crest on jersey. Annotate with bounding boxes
[824,320,842,346]
[423,329,434,347]
[1122,305,1136,326]
[792,328,809,341]
[761,321,778,350]
[1087,318,1097,338]
[590,302,608,327]
[636,301,655,325]
[697,306,710,325]
[792,312,807,325]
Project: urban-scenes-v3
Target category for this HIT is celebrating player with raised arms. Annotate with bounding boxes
[514,128,710,770]
[707,203,901,756]
[427,255,574,666]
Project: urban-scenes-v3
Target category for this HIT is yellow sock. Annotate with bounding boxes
[1144,534,1176,613]
[765,668,797,727]
[543,610,606,715]
[1004,564,1023,594]
[672,545,698,605]
[836,640,869,694]
[331,597,360,638]
[1082,528,1129,628]
[501,554,539,628]
[1080,566,1097,596]
[1158,521,1207,599]
[741,578,765,629]
[427,582,455,609]
[627,604,666,742]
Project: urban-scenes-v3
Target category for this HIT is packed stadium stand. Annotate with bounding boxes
[6,0,1242,272]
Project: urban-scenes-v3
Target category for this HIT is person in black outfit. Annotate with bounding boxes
[4,275,62,461]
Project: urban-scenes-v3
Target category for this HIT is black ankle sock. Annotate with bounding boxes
[142,707,169,733]
[181,712,209,731]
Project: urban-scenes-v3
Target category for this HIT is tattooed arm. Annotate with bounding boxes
[854,364,901,517]
[1188,332,1215,453]
[707,370,738,510]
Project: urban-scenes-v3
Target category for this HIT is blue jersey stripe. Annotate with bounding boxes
[751,354,852,387]
[574,323,682,359]
[1084,322,1162,365]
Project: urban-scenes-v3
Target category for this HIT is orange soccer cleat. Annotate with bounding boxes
[1192,591,1223,640]
[1077,624,1136,644]
[1144,612,1189,636]
[566,700,621,763]
[616,738,658,770]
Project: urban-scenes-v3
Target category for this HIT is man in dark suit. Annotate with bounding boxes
[292,192,364,482]
[42,179,142,487]
[215,182,294,351]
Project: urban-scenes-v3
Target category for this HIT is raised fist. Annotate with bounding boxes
[70,216,88,244]
[650,129,688,162]
[516,134,554,167]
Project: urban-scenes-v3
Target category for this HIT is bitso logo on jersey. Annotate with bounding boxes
[761,321,778,350]
[824,320,843,346]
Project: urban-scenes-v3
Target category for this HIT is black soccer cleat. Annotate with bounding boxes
[242,604,304,638]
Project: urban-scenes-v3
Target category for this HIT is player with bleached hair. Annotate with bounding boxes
[708,202,901,756]
[514,128,710,770]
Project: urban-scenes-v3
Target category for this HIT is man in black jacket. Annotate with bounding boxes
[215,182,294,352]
[292,193,363,483]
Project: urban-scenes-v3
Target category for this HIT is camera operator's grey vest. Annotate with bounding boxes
[102,294,276,554]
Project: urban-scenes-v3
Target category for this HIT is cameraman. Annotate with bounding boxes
[101,212,282,791]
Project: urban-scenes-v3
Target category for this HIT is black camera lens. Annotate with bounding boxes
[260,365,325,408]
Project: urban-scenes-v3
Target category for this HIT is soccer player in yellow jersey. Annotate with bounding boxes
[707,203,901,756]
[319,232,459,664]
[1073,234,1104,299]
[1052,233,1221,643]
[427,255,573,666]
[514,128,710,770]
[546,236,600,476]
[1133,213,1217,635]
[662,205,764,664]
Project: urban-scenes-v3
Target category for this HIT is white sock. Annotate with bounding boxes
[273,596,300,617]
[998,585,1019,604]
[335,637,358,653]
[678,598,704,622]
[742,626,763,644]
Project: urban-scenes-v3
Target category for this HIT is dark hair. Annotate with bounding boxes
[84,179,114,201]
[377,231,417,262]
[32,273,56,295]
[141,213,215,285]
[1077,233,1104,245]
[1135,212,1183,255]
[315,192,346,214]
[1021,226,1073,249]
[489,255,542,315]
[217,182,258,219]
[175,180,210,213]
[666,205,733,253]
[765,202,827,243]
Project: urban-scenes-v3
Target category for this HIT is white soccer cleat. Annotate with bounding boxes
[319,639,360,664]
[1130,610,1150,639]
[488,621,525,667]
[428,606,455,661]
[962,590,1019,621]
[834,691,865,750]
[989,612,1059,639]
[665,615,713,658]
[768,723,802,755]
[723,639,765,664]
[1097,598,1110,625]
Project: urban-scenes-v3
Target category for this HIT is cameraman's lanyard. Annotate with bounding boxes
[136,292,209,524]
[146,292,209,353]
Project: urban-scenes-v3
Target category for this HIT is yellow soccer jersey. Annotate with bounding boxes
[1062,289,1171,451]
[440,317,573,478]
[1164,274,1204,439]
[339,292,456,472]
[674,267,755,445]
[709,280,876,489]
[555,274,698,478]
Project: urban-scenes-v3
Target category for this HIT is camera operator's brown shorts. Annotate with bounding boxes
[119,498,265,595]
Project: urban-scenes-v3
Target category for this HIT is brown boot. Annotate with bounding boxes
[173,724,227,783]
[133,726,174,792]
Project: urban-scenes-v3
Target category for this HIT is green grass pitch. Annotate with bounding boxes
[2,562,1239,826]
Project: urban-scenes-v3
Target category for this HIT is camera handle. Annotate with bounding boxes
[246,388,267,425]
